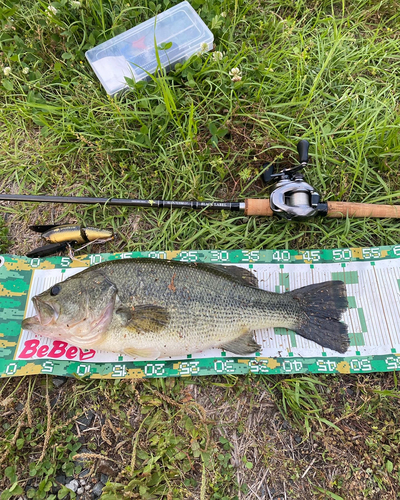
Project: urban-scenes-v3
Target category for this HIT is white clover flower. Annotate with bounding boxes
[229,67,241,77]
[70,0,81,8]
[22,67,29,74]
[197,42,209,55]
[213,51,224,62]
[46,5,57,16]
[229,67,242,82]
[221,12,227,17]
[3,66,11,76]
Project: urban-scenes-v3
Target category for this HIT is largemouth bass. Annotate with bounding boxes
[22,259,349,357]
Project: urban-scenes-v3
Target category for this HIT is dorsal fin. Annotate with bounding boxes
[76,258,259,288]
[199,264,259,288]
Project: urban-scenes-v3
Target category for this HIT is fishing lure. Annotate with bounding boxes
[31,224,114,244]
[27,224,114,258]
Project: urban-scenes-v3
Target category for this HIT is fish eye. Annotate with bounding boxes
[50,285,61,296]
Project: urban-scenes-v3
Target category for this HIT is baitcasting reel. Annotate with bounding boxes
[262,140,328,221]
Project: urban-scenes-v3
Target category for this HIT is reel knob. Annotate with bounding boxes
[297,140,309,164]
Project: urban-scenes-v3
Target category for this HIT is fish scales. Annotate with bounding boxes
[22,258,350,357]
[94,259,301,355]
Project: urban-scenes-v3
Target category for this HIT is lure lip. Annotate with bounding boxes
[26,242,69,258]
[29,224,60,233]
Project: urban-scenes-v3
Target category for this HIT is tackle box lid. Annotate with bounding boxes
[85,1,213,95]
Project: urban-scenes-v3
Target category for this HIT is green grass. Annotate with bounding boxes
[1,0,400,255]
[1,374,400,499]
[1,0,400,498]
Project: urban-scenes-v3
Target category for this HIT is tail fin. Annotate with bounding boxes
[290,281,349,353]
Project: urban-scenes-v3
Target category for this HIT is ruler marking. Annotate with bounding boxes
[358,269,377,348]
[382,267,400,345]
[372,266,394,348]
[343,267,359,349]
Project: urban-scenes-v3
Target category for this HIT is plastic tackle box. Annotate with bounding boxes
[86,1,214,95]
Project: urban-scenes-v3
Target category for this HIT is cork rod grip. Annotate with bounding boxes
[244,199,273,216]
[327,201,400,218]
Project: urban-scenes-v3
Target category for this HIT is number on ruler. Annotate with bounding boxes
[385,356,400,370]
[350,359,372,372]
[272,250,291,262]
[89,254,102,265]
[144,363,165,376]
[362,248,381,259]
[112,364,127,377]
[42,361,54,374]
[249,360,270,373]
[332,249,352,261]
[302,250,321,262]
[178,361,200,375]
[148,251,167,260]
[242,251,260,262]
[210,251,229,262]
[214,359,235,373]
[76,364,91,376]
[5,363,18,376]
[282,359,303,372]
[316,359,337,372]
[179,251,198,262]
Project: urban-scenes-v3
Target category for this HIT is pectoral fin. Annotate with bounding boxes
[123,347,161,359]
[116,304,170,333]
[220,331,261,355]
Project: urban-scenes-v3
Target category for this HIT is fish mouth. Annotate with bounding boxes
[31,296,60,326]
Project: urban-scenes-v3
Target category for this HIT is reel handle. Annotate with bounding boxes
[297,140,309,164]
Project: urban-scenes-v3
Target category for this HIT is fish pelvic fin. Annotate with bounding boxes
[116,304,170,333]
[220,331,261,355]
[290,280,349,353]
[123,347,161,359]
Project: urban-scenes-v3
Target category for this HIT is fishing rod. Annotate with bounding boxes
[2,140,400,221]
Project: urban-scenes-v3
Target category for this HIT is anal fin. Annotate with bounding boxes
[220,331,261,355]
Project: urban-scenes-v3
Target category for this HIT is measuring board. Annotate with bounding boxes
[1,246,400,379]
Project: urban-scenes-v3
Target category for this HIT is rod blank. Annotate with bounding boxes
[0,194,241,211]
